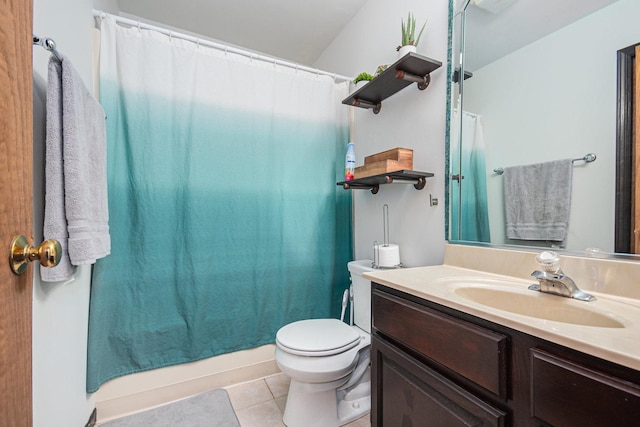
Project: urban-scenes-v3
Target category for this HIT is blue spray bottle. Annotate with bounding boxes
[345,142,355,181]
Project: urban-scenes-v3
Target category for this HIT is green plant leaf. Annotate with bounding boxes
[353,72,374,84]
[400,11,425,47]
[415,19,427,47]
[410,12,416,44]
[401,18,408,46]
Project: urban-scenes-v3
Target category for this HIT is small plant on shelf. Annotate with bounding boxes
[353,72,374,84]
[397,12,427,51]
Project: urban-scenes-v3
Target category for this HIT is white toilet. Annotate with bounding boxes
[275,260,375,427]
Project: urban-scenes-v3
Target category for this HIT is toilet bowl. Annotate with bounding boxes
[275,260,375,427]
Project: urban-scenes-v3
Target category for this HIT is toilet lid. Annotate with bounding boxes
[276,318,361,357]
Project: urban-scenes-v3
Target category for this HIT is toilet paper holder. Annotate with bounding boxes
[372,241,402,269]
[371,205,402,269]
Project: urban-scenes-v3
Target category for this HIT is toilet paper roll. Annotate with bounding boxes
[375,244,400,268]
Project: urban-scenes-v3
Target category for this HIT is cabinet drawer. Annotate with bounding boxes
[373,337,507,427]
[373,289,508,398]
[531,349,640,427]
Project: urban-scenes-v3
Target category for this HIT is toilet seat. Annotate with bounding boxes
[275,328,370,384]
[276,318,360,356]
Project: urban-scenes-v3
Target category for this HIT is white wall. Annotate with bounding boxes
[32,0,97,425]
[314,0,450,267]
[464,0,640,253]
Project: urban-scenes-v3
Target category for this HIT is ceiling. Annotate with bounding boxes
[114,0,619,69]
[116,0,369,66]
[464,0,620,71]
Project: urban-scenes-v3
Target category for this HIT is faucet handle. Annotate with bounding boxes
[535,251,561,273]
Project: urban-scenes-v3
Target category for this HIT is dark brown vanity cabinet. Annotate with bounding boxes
[371,283,640,427]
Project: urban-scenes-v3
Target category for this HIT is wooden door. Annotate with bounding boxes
[0,0,34,426]
[615,43,640,254]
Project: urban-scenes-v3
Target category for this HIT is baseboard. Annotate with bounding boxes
[85,408,97,427]
[94,344,279,424]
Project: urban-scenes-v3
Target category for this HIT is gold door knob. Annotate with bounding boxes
[9,235,62,275]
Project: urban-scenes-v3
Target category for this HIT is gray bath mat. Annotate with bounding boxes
[102,388,240,426]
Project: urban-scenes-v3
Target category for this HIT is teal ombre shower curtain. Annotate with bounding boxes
[450,109,490,242]
[87,16,352,392]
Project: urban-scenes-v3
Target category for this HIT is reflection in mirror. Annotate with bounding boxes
[448,0,640,259]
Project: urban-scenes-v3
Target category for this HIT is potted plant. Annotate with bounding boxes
[397,12,426,58]
[353,72,374,89]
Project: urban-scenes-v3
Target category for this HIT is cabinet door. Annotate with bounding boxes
[531,349,640,427]
[372,337,507,427]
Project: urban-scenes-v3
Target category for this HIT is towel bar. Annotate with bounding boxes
[33,34,62,61]
[493,153,596,175]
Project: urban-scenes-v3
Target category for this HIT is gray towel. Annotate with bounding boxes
[503,159,572,242]
[41,55,110,282]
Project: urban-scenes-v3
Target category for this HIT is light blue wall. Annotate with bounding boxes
[32,0,96,425]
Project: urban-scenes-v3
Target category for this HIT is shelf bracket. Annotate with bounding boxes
[353,98,382,114]
[396,70,431,91]
[414,177,426,190]
[338,170,434,194]
[342,182,380,194]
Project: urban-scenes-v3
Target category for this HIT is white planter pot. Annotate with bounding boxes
[397,45,417,59]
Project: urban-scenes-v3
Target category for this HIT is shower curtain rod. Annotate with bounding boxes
[92,10,353,83]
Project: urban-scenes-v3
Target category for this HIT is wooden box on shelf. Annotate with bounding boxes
[355,148,413,179]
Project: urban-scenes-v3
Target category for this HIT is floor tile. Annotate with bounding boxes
[265,373,290,398]
[225,379,273,411]
[345,414,371,427]
[274,395,287,413]
[225,374,371,427]
[234,400,285,427]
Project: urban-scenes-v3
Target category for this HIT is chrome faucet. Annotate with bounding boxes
[528,251,596,302]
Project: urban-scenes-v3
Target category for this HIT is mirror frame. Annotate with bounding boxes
[445,0,640,262]
[615,42,637,254]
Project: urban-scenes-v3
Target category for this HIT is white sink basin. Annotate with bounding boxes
[452,284,625,328]
[365,265,640,371]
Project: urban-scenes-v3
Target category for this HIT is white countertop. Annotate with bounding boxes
[365,265,640,371]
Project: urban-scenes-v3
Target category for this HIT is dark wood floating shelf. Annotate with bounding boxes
[337,170,434,194]
[452,67,473,83]
[342,52,442,114]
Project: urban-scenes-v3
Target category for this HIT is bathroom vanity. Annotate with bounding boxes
[365,246,640,427]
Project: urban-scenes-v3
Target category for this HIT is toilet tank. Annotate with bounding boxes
[347,260,375,334]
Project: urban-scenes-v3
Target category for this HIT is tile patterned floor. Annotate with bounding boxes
[224,373,371,427]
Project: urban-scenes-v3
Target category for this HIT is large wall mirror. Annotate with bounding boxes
[447,0,640,259]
